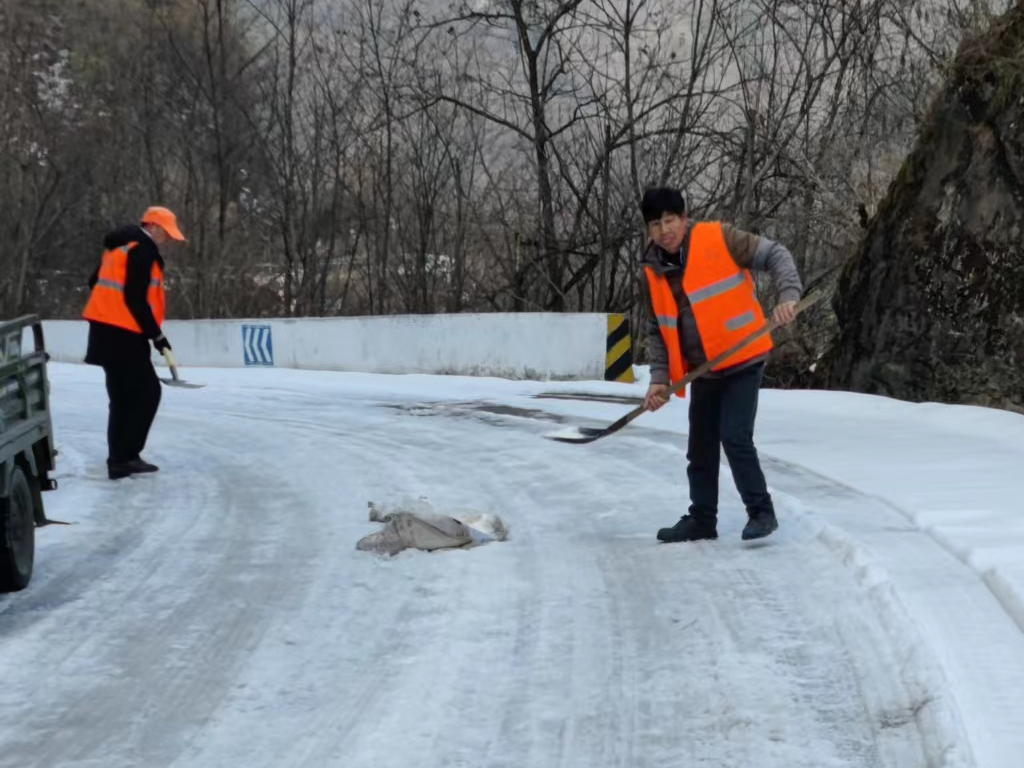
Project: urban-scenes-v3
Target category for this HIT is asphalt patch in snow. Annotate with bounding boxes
[382,401,566,426]
[533,391,641,405]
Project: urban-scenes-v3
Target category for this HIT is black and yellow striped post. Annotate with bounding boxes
[605,313,635,383]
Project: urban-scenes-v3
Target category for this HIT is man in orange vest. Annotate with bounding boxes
[638,188,801,543]
[82,206,185,480]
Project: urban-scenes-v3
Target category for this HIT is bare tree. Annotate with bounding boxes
[0,1,82,316]
[2,0,1008,340]
[420,0,598,311]
[156,0,266,317]
[549,0,738,313]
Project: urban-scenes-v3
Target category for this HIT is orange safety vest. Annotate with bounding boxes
[82,242,166,333]
[644,221,772,397]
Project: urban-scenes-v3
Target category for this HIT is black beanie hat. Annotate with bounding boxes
[640,187,687,223]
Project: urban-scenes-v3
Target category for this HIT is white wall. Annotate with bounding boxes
[35,313,612,380]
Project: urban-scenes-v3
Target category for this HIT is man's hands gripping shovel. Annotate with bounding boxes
[153,334,206,389]
[543,291,823,445]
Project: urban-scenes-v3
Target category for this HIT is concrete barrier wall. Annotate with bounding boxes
[34,313,613,380]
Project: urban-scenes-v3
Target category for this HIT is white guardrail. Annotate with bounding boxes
[29,313,623,381]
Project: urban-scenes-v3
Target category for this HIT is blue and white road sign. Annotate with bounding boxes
[242,324,274,366]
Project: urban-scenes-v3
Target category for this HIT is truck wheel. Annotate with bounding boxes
[0,465,35,592]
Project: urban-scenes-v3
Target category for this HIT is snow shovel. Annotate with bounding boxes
[544,290,824,444]
[159,349,206,389]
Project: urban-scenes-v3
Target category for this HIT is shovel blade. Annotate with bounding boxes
[542,426,605,444]
[160,361,205,389]
[160,377,206,389]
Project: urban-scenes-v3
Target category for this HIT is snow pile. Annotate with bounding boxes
[777,491,975,768]
[357,497,509,557]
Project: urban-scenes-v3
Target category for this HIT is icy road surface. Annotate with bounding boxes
[3,363,1023,767]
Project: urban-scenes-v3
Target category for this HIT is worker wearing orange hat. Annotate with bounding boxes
[82,206,186,480]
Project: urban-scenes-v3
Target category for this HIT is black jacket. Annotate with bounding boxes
[84,225,166,367]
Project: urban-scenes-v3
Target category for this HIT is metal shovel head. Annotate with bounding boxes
[543,426,605,443]
[160,372,206,389]
[159,351,205,388]
[160,378,205,389]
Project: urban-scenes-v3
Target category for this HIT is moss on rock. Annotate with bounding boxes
[818,3,1024,408]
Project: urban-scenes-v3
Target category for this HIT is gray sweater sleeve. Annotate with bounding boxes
[751,237,803,304]
[645,311,671,385]
[640,279,671,386]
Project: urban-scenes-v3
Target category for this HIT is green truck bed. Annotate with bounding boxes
[0,315,59,592]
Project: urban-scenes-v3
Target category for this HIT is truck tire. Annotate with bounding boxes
[0,464,35,592]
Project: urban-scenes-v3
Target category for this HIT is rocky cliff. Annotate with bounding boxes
[819,4,1024,411]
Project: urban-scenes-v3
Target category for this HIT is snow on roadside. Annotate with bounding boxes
[778,491,975,768]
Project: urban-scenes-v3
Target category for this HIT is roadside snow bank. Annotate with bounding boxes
[777,491,975,768]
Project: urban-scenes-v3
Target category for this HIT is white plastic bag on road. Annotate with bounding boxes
[357,497,509,557]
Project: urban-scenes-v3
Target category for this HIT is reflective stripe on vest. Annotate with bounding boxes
[93,277,161,291]
[644,221,773,397]
[82,243,166,333]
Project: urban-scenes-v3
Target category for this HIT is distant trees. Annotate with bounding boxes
[0,0,1011,335]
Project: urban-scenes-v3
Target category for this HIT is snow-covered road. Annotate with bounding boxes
[3,363,1022,767]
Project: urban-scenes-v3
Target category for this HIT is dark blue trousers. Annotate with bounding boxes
[686,361,773,521]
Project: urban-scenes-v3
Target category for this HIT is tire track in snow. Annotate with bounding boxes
[584,420,980,767]
[277,402,941,768]
[0,378,959,767]
[0,433,155,626]
[0,409,324,768]
[152,406,476,768]
[435,403,963,767]
[715,563,922,767]
[759,455,1017,768]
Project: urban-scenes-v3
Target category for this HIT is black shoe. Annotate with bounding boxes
[742,509,778,540]
[125,458,159,473]
[108,463,133,480]
[657,515,718,543]
[107,458,159,480]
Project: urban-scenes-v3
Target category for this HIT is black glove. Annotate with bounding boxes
[153,334,172,353]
